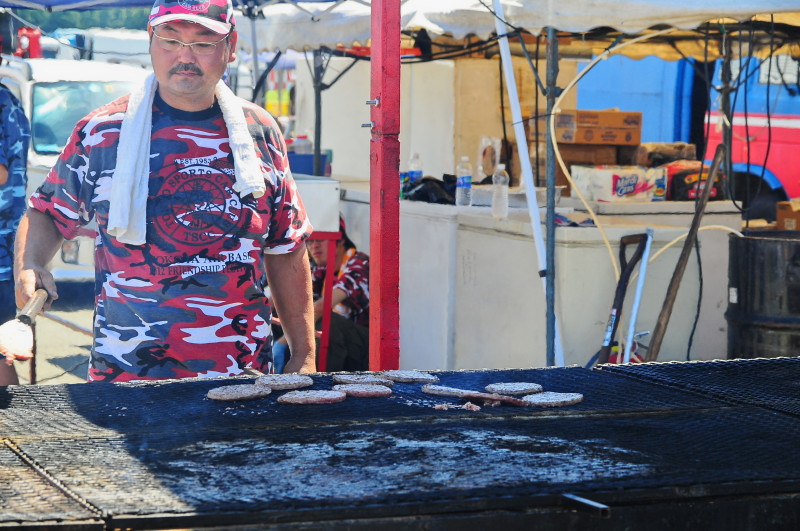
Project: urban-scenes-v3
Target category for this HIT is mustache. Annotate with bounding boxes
[170,63,203,75]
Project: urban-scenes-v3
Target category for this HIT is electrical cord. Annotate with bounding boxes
[686,237,702,361]
[498,51,511,171]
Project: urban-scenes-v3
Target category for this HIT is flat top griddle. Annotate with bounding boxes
[3,362,800,530]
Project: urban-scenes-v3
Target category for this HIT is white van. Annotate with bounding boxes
[0,55,148,281]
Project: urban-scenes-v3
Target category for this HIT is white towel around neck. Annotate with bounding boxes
[107,73,266,245]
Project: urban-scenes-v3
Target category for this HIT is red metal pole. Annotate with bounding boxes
[369,0,401,370]
[317,237,337,371]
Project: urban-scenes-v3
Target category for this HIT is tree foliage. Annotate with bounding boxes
[15,8,149,33]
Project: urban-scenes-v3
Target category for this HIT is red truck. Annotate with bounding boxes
[705,54,800,218]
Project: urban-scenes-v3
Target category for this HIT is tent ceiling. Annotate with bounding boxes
[236,0,800,60]
[0,0,796,60]
[0,0,152,9]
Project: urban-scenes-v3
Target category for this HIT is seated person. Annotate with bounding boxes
[273,215,369,372]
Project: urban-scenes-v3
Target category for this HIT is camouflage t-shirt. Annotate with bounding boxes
[0,86,30,280]
[311,250,370,327]
[30,92,311,382]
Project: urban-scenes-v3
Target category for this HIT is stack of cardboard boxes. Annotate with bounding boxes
[526,109,643,197]
[523,109,727,204]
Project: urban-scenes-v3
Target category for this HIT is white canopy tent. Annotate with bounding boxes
[238,0,800,59]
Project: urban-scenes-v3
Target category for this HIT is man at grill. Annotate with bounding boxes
[0,0,316,384]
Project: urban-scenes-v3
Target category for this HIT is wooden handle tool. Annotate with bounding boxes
[17,289,49,326]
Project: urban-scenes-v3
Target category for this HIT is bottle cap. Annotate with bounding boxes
[497,164,506,170]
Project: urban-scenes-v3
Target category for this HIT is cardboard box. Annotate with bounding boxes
[571,165,658,202]
[533,143,618,196]
[777,200,800,231]
[530,109,642,146]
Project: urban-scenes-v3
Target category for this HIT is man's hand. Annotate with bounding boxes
[13,209,64,311]
[15,267,58,312]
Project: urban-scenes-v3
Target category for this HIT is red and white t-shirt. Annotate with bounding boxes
[30,92,311,382]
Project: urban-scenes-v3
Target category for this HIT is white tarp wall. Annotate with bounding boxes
[293,57,455,181]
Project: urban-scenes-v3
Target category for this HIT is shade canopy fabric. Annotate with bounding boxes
[234,0,800,60]
[1,0,796,60]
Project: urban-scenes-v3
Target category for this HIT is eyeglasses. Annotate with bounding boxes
[152,32,230,55]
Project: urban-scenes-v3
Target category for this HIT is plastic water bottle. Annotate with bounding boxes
[492,163,509,219]
[408,152,423,185]
[455,156,473,206]
[293,134,313,154]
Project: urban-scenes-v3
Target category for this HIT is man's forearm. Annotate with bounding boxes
[313,287,348,322]
[14,209,64,307]
[265,246,316,373]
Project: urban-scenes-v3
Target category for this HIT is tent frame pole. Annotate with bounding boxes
[369,0,401,370]
[544,27,562,367]
[249,16,260,95]
[492,0,564,366]
[313,49,324,175]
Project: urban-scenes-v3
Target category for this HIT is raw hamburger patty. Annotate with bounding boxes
[207,384,272,401]
[420,384,471,397]
[332,384,393,397]
[485,382,543,395]
[383,370,439,383]
[422,384,527,407]
[332,374,395,387]
[277,390,347,404]
[522,391,584,407]
[256,374,314,390]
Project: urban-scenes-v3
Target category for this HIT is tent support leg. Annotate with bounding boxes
[313,49,324,175]
[249,16,260,95]
[492,1,565,366]
[545,27,561,367]
[369,0,401,370]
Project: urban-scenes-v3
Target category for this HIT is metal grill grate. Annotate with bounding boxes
[3,363,800,528]
[7,406,800,529]
[598,357,800,417]
[0,367,723,439]
[0,441,101,528]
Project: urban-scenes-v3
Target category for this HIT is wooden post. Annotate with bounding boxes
[369,0,401,370]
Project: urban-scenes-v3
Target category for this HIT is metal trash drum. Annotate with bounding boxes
[726,231,800,359]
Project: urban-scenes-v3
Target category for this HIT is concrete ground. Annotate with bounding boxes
[15,282,93,386]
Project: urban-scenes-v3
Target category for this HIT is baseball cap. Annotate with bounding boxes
[339,214,356,250]
[149,0,236,35]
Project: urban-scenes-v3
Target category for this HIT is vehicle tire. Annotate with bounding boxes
[742,188,786,222]
[732,172,787,223]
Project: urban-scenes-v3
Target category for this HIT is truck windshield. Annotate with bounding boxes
[30,80,137,155]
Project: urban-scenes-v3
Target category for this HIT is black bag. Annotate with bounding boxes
[404,176,456,204]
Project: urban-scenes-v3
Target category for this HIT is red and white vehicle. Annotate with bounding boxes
[705,54,800,218]
[0,55,148,281]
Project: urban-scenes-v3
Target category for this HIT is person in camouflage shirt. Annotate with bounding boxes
[1,0,315,385]
[273,215,369,373]
[0,84,29,326]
